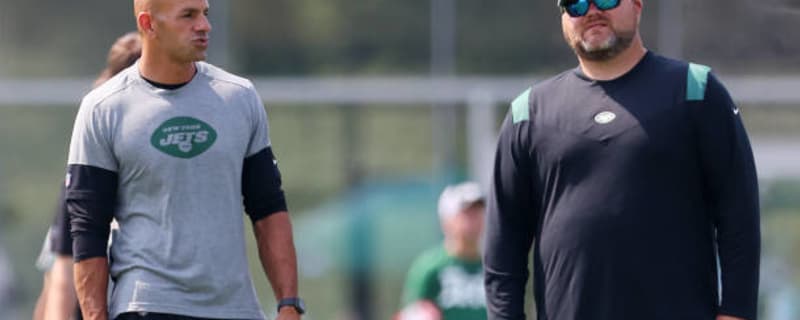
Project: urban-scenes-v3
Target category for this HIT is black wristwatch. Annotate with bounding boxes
[277,297,306,315]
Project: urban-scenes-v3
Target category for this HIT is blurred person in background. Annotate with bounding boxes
[0,243,17,319]
[484,0,760,319]
[66,0,302,319]
[32,31,141,320]
[0,168,17,318]
[396,182,487,320]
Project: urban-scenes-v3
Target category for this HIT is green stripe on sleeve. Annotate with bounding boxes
[511,88,531,123]
[686,63,711,101]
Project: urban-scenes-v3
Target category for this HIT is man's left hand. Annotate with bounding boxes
[717,315,746,320]
[276,307,301,320]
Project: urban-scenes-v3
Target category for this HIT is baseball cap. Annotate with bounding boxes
[437,181,485,219]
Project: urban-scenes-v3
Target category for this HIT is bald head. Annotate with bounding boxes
[133,0,211,78]
[134,0,155,33]
[134,0,173,24]
[133,0,166,16]
[133,0,149,17]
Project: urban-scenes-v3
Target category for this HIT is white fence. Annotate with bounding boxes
[1,76,798,184]
[3,75,800,106]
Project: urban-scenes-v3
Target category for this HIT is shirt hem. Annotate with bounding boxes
[112,302,266,320]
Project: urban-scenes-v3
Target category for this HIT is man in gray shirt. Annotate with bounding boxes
[67,0,304,319]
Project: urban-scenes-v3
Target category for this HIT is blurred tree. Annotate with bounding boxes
[457,0,569,74]
[233,0,429,75]
[684,1,800,73]
[0,0,797,75]
[0,0,135,76]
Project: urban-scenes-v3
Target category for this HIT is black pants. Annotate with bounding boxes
[115,312,217,320]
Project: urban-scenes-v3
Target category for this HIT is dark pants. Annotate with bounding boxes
[115,312,217,320]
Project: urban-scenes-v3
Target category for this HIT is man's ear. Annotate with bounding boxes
[632,0,643,23]
[137,12,155,36]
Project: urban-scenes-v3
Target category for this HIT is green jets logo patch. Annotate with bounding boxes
[150,117,217,158]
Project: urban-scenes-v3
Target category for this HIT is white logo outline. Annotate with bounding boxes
[594,111,617,124]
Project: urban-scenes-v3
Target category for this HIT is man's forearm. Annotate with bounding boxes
[74,257,109,320]
[46,255,78,320]
[254,211,298,300]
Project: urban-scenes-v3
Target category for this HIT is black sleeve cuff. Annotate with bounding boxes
[66,164,118,262]
[49,184,75,256]
[242,147,288,223]
[72,233,111,261]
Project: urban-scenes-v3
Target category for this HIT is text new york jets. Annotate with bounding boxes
[150,116,217,158]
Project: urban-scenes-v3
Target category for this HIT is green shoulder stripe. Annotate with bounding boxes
[511,88,532,123]
[687,63,711,101]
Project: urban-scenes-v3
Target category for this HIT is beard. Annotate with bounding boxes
[566,24,635,61]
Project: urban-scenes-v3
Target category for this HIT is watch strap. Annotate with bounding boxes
[277,297,306,315]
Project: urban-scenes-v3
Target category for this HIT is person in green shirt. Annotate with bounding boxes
[397,182,487,320]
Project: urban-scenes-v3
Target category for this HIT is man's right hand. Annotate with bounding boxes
[394,300,441,320]
[276,307,302,320]
[717,315,746,320]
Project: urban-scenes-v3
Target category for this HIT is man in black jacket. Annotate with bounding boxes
[483,1,761,319]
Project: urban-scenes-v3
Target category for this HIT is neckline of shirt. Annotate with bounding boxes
[440,245,483,266]
[135,62,203,94]
[572,50,652,85]
[142,76,192,90]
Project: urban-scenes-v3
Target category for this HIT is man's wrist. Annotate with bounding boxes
[277,297,306,315]
[279,307,300,315]
[716,315,746,320]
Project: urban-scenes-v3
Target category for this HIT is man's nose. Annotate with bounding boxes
[585,2,602,16]
[196,15,212,33]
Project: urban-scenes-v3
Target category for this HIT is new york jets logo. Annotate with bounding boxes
[150,117,217,158]
[594,111,616,124]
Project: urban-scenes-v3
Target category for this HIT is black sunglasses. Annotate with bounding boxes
[558,0,621,17]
